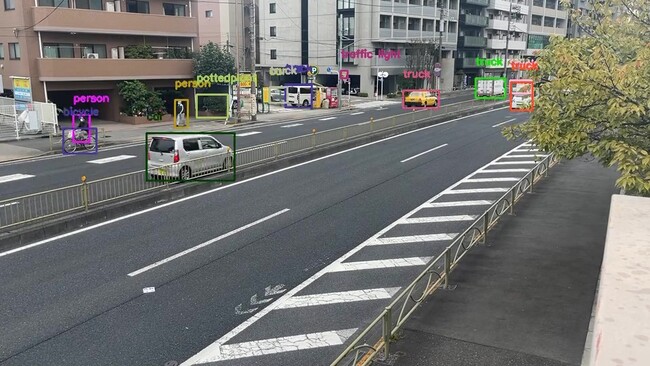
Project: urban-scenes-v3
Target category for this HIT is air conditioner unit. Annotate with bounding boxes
[87,53,99,59]
[106,1,115,11]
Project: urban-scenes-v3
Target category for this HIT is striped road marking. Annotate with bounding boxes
[503,154,548,158]
[181,329,358,364]
[319,117,336,121]
[477,169,530,173]
[368,234,457,246]
[446,188,509,194]
[275,288,401,309]
[492,118,516,127]
[491,161,537,165]
[329,257,433,272]
[86,155,136,164]
[464,177,520,182]
[0,174,35,184]
[238,131,262,137]
[281,123,303,128]
[424,200,493,207]
[399,215,476,224]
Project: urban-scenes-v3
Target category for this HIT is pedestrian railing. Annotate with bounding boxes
[0,99,501,230]
[329,152,561,366]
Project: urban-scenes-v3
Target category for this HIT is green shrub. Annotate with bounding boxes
[125,45,154,59]
[118,80,165,117]
[358,92,369,97]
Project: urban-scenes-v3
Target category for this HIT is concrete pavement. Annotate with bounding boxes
[384,157,620,366]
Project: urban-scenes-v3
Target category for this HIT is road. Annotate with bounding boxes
[0,107,533,366]
[0,93,473,200]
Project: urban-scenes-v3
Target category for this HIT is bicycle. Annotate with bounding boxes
[63,129,96,153]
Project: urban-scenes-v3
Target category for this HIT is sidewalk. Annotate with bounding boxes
[385,158,620,366]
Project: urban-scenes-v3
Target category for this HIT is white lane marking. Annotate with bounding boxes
[446,188,509,194]
[368,234,457,246]
[0,174,35,184]
[281,123,303,128]
[350,112,365,115]
[492,118,517,127]
[0,202,20,208]
[399,215,476,224]
[503,154,548,158]
[182,329,358,364]
[515,148,539,152]
[401,143,448,163]
[319,117,336,121]
[275,288,401,309]
[476,169,530,173]
[491,161,537,165]
[357,121,370,126]
[424,200,493,207]
[128,209,290,276]
[329,257,433,272]
[183,137,527,355]
[521,143,534,146]
[0,107,509,259]
[86,155,136,164]
[237,131,262,137]
[464,177,520,182]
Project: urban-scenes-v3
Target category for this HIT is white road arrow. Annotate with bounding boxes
[250,294,273,306]
[234,304,258,315]
[264,284,287,297]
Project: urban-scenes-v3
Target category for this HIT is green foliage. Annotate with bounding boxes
[118,80,165,117]
[358,92,369,97]
[201,97,228,115]
[503,0,650,195]
[193,41,236,77]
[165,47,192,59]
[124,44,154,59]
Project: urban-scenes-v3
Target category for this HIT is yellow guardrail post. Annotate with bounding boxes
[370,117,374,132]
[81,175,89,211]
[311,128,316,149]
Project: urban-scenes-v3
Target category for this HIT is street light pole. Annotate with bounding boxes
[249,0,257,121]
[235,0,241,124]
[504,3,520,78]
[438,9,445,90]
[338,13,343,110]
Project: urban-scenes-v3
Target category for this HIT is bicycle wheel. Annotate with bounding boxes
[84,136,97,151]
[63,138,77,153]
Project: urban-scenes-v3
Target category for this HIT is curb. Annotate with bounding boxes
[0,100,507,251]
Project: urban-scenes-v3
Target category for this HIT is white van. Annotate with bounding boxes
[285,86,313,107]
[148,134,232,180]
[492,79,505,96]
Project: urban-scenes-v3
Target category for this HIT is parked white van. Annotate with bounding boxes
[285,86,313,107]
[148,134,233,180]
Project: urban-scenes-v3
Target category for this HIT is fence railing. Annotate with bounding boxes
[0,99,502,230]
[0,97,59,140]
[330,152,561,366]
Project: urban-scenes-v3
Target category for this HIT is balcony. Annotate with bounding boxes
[462,0,489,6]
[488,0,529,14]
[530,24,566,34]
[487,19,528,32]
[31,6,198,37]
[461,14,489,27]
[459,35,487,48]
[37,58,194,82]
[487,39,527,49]
[456,57,482,68]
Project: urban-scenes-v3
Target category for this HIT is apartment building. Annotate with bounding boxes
[258,0,459,94]
[524,0,567,57]
[0,0,202,121]
[483,0,530,76]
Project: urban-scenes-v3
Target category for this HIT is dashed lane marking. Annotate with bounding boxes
[446,188,509,194]
[399,215,477,224]
[0,174,35,184]
[401,143,448,163]
[237,131,262,137]
[350,112,365,115]
[423,200,493,208]
[181,329,358,364]
[275,288,401,309]
[319,117,337,121]
[281,123,303,128]
[492,118,517,127]
[329,257,433,272]
[367,234,457,246]
[86,155,136,164]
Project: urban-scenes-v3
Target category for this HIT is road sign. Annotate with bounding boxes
[326,66,338,74]
[434,63,442,77]
[378,71,388,78]
[339,69,350,80]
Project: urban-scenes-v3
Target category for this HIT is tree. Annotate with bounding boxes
[402,39,439,89]
[192,42,236,113]
[118,80,165,117]
[503,0,650,195]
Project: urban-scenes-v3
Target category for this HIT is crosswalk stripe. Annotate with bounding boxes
[491,161,536,165]
[446,188,509,194]
[181,329,358,364]
[329,257,433,272]
[503,154,548,158]
[86,155,136,164]
[477,169,530,173]
[368,234,457,246]
[275,288,401,309]
[464,177,520,182]
[424,200,493,207]
[238,131,262,137]
[0,174,35,184]
[515,148,540,152]
[399,215,476,224]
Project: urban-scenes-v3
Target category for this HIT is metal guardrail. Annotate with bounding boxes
[330,152,561,366]
[0,99,500,230]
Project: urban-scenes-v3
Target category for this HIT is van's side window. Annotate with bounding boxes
[199,137,220,149]
[183,138,200,151]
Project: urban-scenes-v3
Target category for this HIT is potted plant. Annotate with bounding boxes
[118,80,168,124]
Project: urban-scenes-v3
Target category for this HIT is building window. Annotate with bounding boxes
[0,44,4,59]
[342,16,355,36]
[4,0,15,10]
[380,15,391,29]
[270,49,277,59]
[270,26,277,37]
[9,43,20,60]
[533,0,543,6]
[205,10,213,17]
[423,19,434,31]
[126,0,149,13]
[163,3,185,16]
[39,0,71,6]
[532,15,542,25]
[76,0,101,9]
[338,0,354,9]
[269,2,276,13]
[408,18,421,31]
[393,16,406,29]
[545,0,556,9]
[527,34,550,49]
[544,16,554,27]
[81,44,107,58]
[43,43,74,58]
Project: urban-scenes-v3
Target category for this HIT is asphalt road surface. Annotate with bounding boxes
[0,94,474,200]
[0,107,534,366]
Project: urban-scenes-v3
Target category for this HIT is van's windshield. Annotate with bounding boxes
[150,137,175,153]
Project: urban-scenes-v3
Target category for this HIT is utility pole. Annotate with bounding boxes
[235,0,241,124]
[338,13,343,110]
[249,0,256,121]
[504,3,521,78]
[437,9,444,90]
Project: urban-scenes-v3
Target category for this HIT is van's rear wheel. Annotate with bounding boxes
[302,100,310,107]
[179,166,192,180]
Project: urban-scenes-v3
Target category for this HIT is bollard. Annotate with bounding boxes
[311,128,316,149]
[370,117,374,131]
[81,175,89,211]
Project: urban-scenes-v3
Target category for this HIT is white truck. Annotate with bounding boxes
[477,79,493,96]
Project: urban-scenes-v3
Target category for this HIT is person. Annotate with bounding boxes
[75,116,89,140]
[176,101,185,127]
